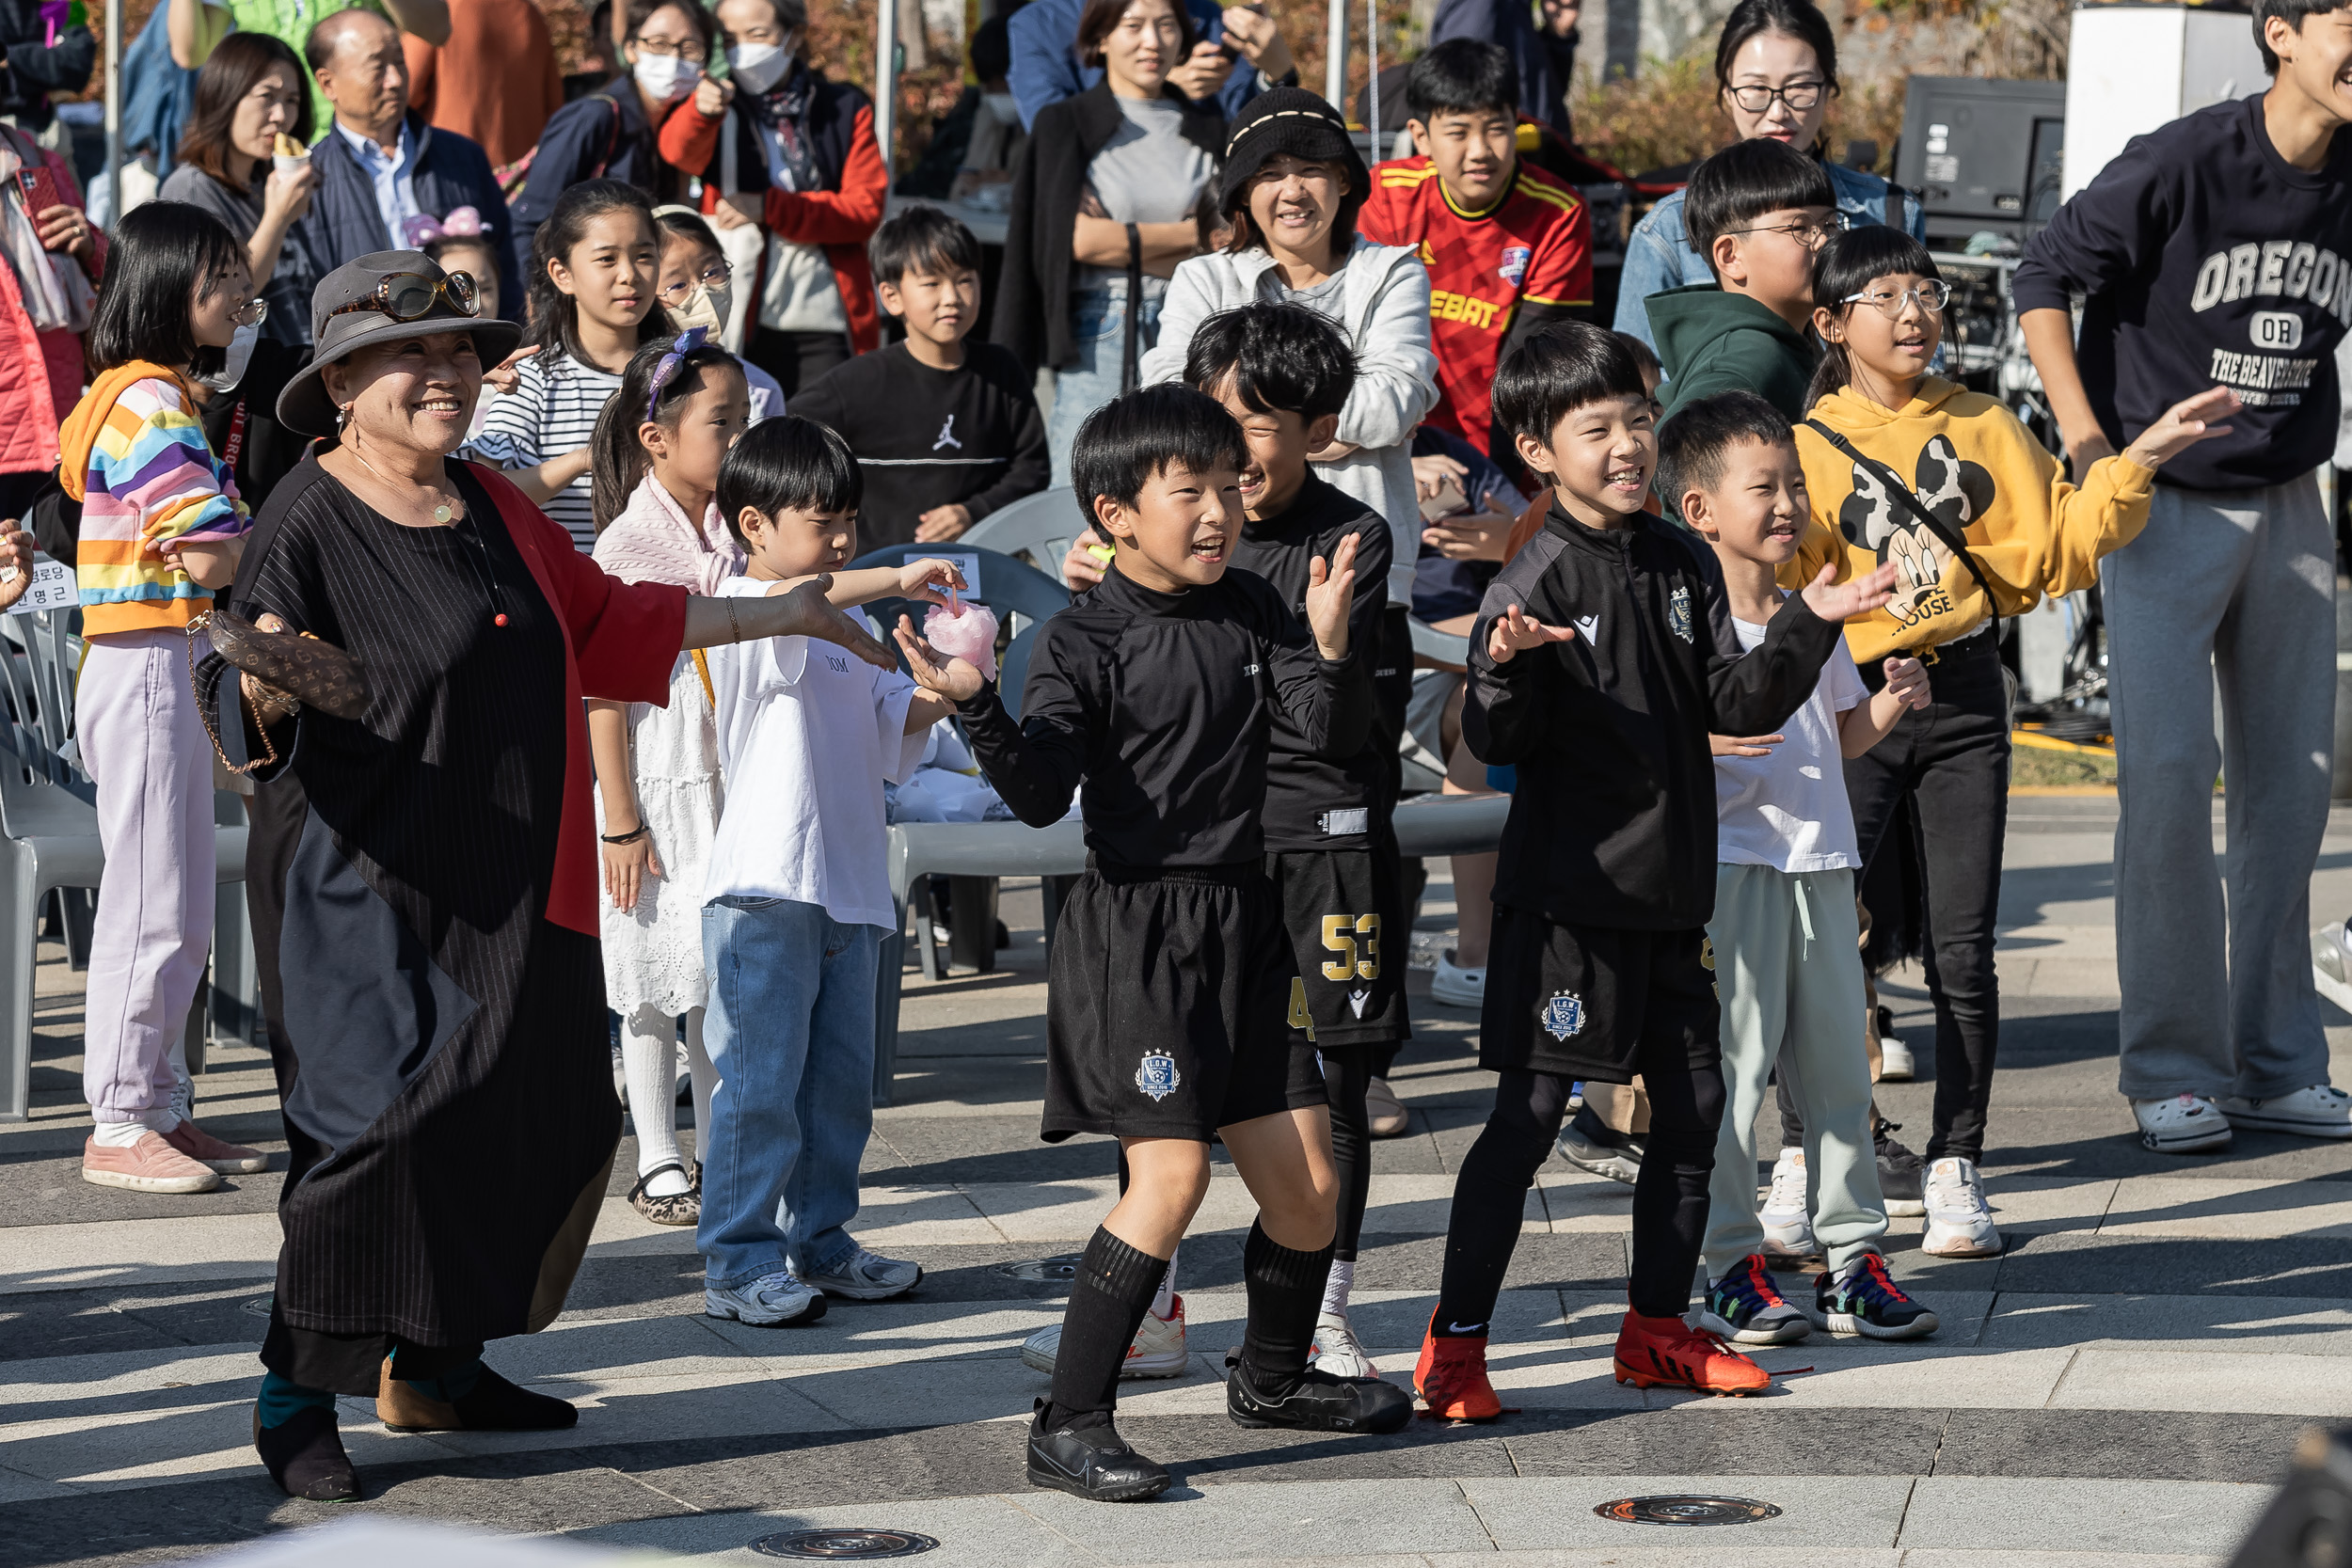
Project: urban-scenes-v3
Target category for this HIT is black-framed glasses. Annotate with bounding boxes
[326,270,480,325]
[1842,279,1953,316]
[1726,211,1850,248]
[656,260,733,307]
[1726,79,1827,113]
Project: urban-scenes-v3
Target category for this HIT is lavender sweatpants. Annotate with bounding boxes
[79,627,215,1124]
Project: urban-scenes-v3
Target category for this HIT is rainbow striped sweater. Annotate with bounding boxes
[58,362,250,636]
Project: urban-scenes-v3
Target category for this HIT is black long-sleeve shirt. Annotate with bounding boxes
[1229,474,1392,852]
[1467,501,1840,930]
[2012,94,2352,492]
[958,557,1372,869]
[791,341,1051,548]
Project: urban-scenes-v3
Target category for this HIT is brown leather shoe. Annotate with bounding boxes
[377,1357,578,1433]
[163,1119,268,1174]
[82,1132,221,1194]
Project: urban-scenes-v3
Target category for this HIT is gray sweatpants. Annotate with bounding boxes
[2104,470,2335,1101]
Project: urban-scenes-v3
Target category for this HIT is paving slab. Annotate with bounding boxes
[1020,1478,1499,1562]
[1898,1478,2275,1556]
[1459,1473,1915,1548]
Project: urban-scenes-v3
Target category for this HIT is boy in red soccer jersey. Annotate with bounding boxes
[1358,39,1593,457]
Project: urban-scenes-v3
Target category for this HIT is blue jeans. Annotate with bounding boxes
[697,895,881,1289]
[1047,284,1163,487]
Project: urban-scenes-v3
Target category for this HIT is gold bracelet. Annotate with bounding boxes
[725,597,742,644]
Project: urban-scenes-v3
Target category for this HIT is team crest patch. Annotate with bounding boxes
[1136,1051,1183,1101]
[1541,991,1585,1040]
[1668,585,1693,644]
[1499,245,1532,286]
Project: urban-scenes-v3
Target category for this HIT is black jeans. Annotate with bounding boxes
[1782,629,2009,1163]
[1439,1053,1724,1327]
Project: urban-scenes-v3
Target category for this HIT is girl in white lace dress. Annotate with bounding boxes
[586,329,752,1224]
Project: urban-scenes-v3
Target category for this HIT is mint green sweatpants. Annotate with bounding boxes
[1702,863,1886,1277]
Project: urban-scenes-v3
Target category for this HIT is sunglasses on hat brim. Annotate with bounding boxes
[326,270,482,327]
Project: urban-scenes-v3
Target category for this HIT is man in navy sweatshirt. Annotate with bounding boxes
[2016,0,2352,1156]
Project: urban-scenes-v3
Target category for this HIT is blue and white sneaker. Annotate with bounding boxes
[1810,1252,1938,1339]
[706,1269,827,1326]
[803,1245,924,1301]
[1697,1253,1811,1345]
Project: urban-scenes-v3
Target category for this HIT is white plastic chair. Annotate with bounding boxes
[959,487,1083,579]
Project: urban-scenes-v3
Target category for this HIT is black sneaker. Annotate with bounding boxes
[1025,1404,1171,1502]
[1811,1252,1939,1339]
[1875,1117,1926,1217]
[1558,1103,1644,1185]
[1225,1352,1413,1433]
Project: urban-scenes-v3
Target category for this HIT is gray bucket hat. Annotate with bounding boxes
[277,249,525,438]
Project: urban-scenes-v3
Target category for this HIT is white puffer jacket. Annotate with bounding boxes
[1140,235,1439,604]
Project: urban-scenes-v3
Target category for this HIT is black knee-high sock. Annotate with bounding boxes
[1041,1226,1166,1432]
[1434,1069,1575,1337]
[1240,1219,1335,1395]
[1323,1053,1373,1264]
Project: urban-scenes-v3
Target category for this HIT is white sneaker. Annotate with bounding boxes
[1430,949,1486,1008]
[1758,1148,1819,1260]
[1875,1006,1915,1081]
[1020,1295,1190,1379]
[803,1245,924,1300]
[2312,922,2352,1013]
[1309,1308,1380,1378]
[2132,1092,2233,1154]
[2217,1084,2352,1140]
[1921,1157,2002,1258]
[706,1269,828,1325]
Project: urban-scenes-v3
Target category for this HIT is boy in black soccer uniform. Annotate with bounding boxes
[1412,324,1899,1417]
[897,384,1414,1502]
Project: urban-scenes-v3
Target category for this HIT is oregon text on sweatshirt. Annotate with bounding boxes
[956,560,1372,868]
[1467,500,1842,930]
[1784,377,2155,663]
[2012,93,2352,491]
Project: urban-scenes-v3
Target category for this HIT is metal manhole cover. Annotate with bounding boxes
[750,1529,939,1560]
[1595,1496,1781,1526]
[240,1294,275,1319]
[996,1254,1082,1283]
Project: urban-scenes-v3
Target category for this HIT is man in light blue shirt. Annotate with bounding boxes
[332,113,423,250]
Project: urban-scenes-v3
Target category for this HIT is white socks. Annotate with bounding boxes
[91,1105,181,1148]
[625,1006,715,1198]
[1320,1257,1355,1319]
[1151,1245,1179,1320]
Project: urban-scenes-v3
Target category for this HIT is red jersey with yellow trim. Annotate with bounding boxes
[1359,155,1592,452]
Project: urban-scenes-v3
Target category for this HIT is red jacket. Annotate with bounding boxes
[0,131,103,476]
[659,85,888,355]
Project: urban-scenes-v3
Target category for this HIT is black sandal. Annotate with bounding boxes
[628,1160,700,1226]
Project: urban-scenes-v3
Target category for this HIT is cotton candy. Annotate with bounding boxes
[924,599,999,680]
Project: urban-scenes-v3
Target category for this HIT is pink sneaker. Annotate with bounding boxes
[163,1119,268,1174]
[83,1131,221,1193]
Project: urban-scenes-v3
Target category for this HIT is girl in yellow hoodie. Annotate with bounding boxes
[1772,224,2233,1260]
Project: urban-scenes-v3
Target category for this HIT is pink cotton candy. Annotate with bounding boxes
[925,599,999,680]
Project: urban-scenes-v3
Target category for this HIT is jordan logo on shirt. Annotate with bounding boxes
[933,415,961,451]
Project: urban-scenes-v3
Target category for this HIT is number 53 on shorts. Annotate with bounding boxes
[1320,913,1380,981]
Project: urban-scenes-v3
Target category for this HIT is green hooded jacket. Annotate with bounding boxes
[1646,283,1819,424]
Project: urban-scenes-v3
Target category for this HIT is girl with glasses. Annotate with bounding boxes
[56,201,268,1198]
[1613,0,1927,362]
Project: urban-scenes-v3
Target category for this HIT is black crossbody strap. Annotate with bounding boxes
[1803,418,2000,610]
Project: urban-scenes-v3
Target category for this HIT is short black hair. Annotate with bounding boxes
[1406,38,1518,122]
[1614,329,1662,385]
[716,415,864,548]
[1656,390,1795,514]
[1713,0,1840,98]
[2253,0,2352,71]
[1683,136,1836,276]
[870,205,982,289]
[1804,223,1944,407]
[1070,384,1248,519]
[1491,321,1651,452]
[970,13,1011,80]
[85,200,247,380]
[1182,303,1357,422]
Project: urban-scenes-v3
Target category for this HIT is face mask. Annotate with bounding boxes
[982,91,1018,123]
[669,281,733,335]
[633,54,700,103]
[203,322,260,393]
[729,40,789,94]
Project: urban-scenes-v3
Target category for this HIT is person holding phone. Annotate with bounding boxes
[0,115,103,518]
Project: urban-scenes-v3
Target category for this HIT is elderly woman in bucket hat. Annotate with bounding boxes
[199,249,897,1503]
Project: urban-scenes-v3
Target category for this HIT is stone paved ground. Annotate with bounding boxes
[6,793,2352,1567]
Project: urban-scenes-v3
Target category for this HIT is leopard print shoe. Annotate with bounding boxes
[628,1160,700,1226]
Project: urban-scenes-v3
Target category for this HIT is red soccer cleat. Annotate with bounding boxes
[1612,1310,1772,1396]
[1413,1309,1503,1421]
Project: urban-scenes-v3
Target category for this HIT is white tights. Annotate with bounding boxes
[623,1004,715,1196]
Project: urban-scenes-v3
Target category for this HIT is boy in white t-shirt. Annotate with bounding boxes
[1665,392,1941,1343]
[696,416,971,1328]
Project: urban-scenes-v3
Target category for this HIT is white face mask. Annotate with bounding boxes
[203,322,261,393]
[633,54,701,103]
[729,40,789,95]
[669,281,733,335]
[982,91,1018,124]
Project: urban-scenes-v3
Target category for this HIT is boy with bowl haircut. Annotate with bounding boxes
[897,384,1412,1503]
[1649,136,1839,423]
[1661,390,1940,1344]
[1359,38,1592,457]
[1413,324,1899,1418]
[790,205,1049,547]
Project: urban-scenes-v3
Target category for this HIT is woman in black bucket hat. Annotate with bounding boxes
[197,248,898,1502]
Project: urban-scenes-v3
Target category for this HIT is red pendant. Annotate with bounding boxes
[494,612,509,627]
